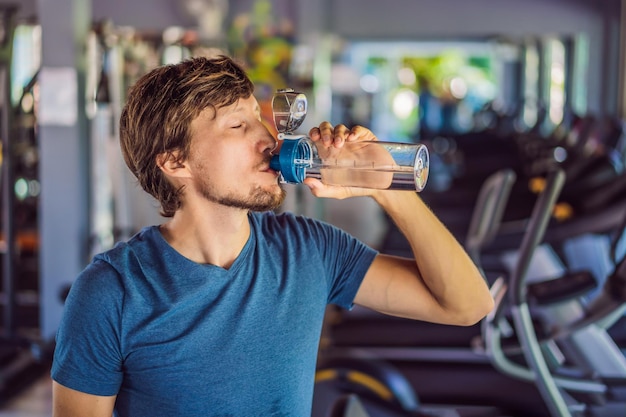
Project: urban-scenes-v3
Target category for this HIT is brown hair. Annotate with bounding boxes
[119,55,254,217]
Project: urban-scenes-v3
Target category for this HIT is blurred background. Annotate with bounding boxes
[1,0,626,415]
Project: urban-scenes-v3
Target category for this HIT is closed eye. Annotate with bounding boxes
[231,124,243,129]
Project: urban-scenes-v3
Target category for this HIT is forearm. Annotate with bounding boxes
[372,190,494,323]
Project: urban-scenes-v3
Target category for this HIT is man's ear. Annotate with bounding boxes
[156,151,190,178]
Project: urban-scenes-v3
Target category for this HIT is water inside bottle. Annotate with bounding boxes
[306,167,417,190]
[298,157,413,190]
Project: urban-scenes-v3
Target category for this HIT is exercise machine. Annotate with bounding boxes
[484,168,626,416]
[316,166,626,417]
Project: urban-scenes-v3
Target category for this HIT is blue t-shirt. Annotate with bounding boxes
[51,211,377,417]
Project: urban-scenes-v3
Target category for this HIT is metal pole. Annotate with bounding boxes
[0,5,17,341]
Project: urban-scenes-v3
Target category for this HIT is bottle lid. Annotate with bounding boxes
[272,89,308,134]
[270,137,312,183]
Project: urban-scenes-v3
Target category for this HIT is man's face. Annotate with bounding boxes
[185,95,286,211]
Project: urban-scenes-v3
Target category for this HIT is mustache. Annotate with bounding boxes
[257,155,273,169]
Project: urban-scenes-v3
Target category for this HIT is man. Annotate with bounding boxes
[51,55,493,417]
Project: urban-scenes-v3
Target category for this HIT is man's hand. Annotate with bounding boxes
[306,122,394,198]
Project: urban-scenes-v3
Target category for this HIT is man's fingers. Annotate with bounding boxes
[347,125,377,142]
[309,122,377,147]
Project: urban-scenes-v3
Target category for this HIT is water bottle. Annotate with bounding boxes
[269,89,429,191]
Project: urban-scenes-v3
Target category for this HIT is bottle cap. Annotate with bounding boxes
[270,137,312,184]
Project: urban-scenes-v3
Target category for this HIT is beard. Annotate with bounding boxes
[189,153,287,212]
[196,179,287,212]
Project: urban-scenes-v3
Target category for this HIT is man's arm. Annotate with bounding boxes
[306,123,494,326]
[354,191,494,325]
[53,381,117,417]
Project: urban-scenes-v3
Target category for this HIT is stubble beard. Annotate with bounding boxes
[197,180,287,212]
[190,154,287,212]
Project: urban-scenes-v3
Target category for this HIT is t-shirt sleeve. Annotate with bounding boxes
[304,218,378,310]
[51,259,124,396]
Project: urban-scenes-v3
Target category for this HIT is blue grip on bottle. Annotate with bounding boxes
[269,138,311,184]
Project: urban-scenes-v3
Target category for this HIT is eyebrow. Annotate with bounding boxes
[229,100,260,114]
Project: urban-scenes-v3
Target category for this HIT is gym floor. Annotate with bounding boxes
[0,374,52,417]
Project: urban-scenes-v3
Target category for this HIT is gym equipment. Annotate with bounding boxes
[328,394,372,417]
[421,102,626,243]
[484,167,626,416]
[317,166,626,417]
[463,168,517,280]
[313,352,512,416]
[313,354,422,417]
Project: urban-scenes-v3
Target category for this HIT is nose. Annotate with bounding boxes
[257,124,278,155]
[260,133,278,156]
[269,135,279,154]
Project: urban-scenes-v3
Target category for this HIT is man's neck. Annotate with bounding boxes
[159,204,251,269]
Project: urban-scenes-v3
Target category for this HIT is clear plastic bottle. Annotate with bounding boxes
[269,88,429,191]
[270,137,429,191]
